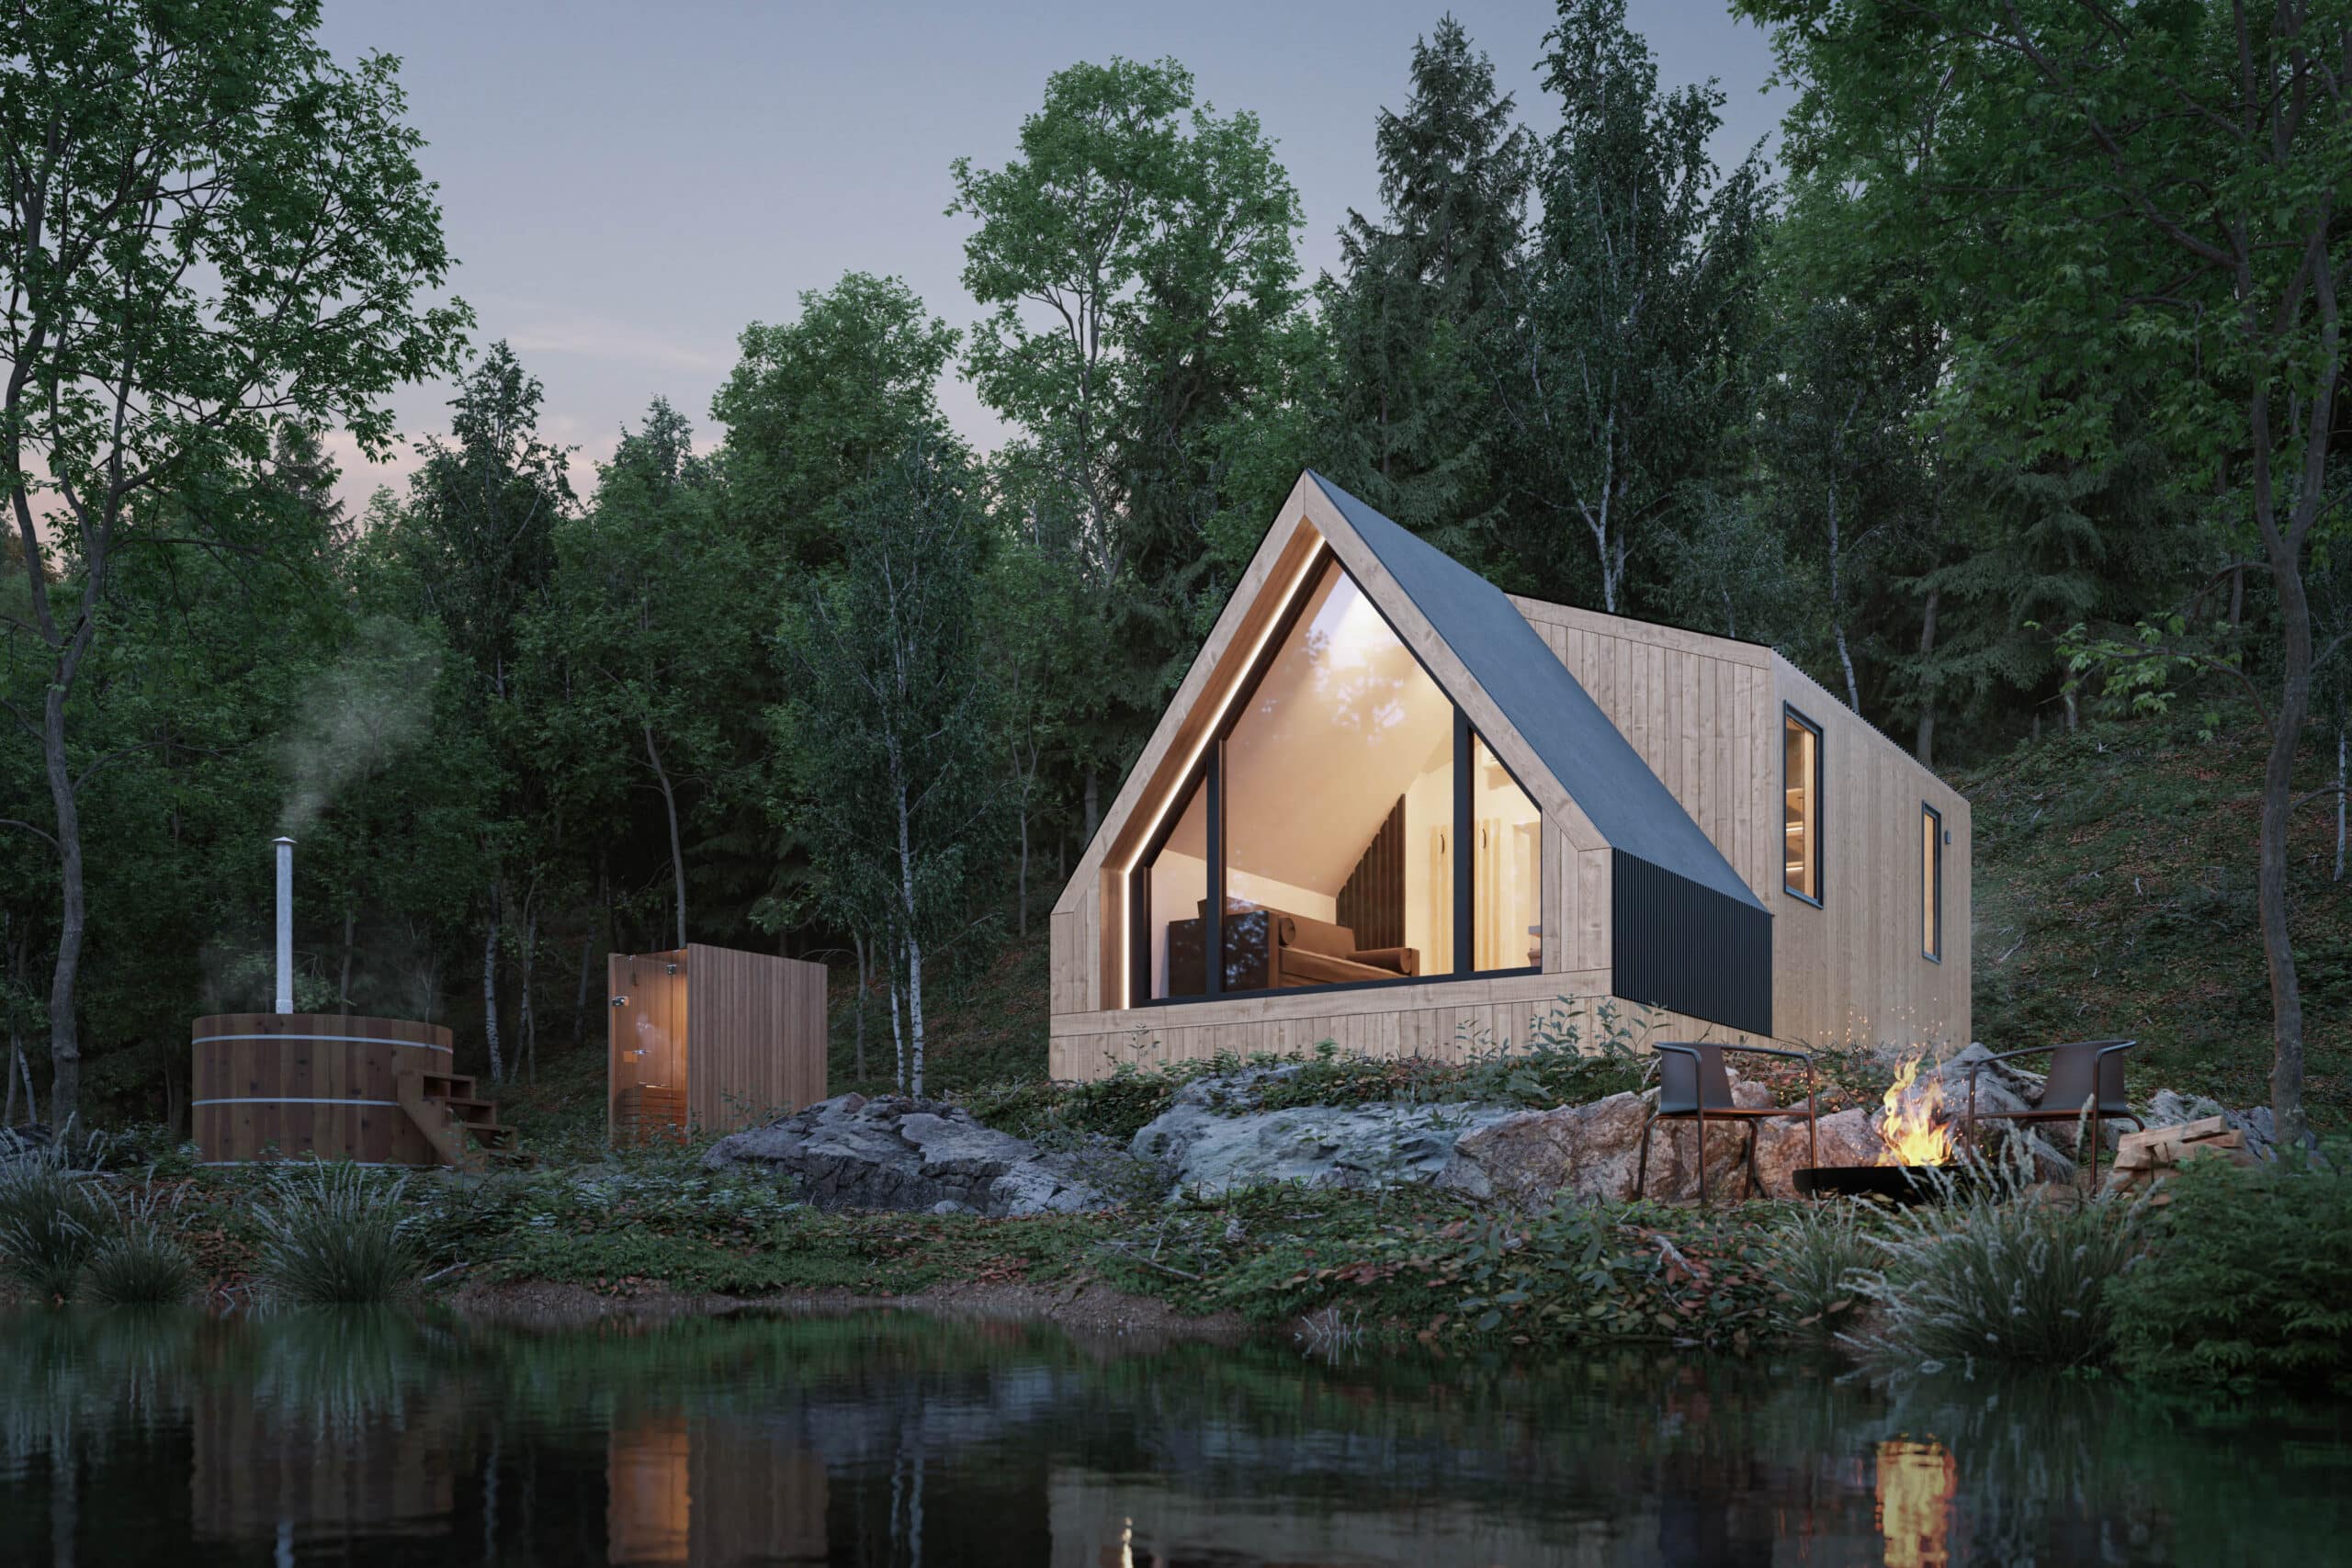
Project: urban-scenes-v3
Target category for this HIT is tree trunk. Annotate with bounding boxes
[573,932,595,1044]
[892,754,928,1100]
[1016,809,1030,937]
[482,883,505,1085]
[40,682,85,1125]
[645,723,687,949]
[888,943,906,1093]
[519,901,538,1085]
[852,930,869,1082]
[1914,585,1941,768]
[1082,770,1100,846]
[2256,547,2313,1150]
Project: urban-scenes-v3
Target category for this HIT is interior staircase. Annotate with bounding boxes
[396,1068,519,1171]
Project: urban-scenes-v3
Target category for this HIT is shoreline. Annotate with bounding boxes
[441,1272,1259,1345]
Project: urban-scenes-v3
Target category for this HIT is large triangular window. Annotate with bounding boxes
[1132,553,1540,1002]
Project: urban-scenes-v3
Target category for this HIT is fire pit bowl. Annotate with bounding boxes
[1794,1165,1973,1204]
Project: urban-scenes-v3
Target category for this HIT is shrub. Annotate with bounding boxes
[1844,1171,2140,1375]
[2109,1140,2352,1393]
[0,1141,109,1301]
[1761,1201,1878,1337]
[249,1164,425,1305]
[83,1219,200,1307]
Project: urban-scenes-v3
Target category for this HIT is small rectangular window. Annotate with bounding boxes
[1783,707,1822,903]
[1922,804,1944,962]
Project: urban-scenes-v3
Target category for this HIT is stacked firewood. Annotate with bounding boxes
[2109,1116,2257,1203]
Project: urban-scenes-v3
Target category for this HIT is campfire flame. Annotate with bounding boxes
[1877,1055,1955,1167]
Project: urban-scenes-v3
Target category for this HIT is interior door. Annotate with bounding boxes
[609,953,687,1134]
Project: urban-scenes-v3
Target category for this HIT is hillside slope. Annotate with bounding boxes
[1955,715,2347,1128]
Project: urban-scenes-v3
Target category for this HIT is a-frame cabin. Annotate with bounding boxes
[1048,472,1970,1078]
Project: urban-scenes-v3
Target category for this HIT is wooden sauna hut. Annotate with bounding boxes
[1049,470,1972,1077]
[608,944,829,1144]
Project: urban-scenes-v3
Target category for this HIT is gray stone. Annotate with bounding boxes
[703,1094,1115,1217]
[1131,1081,1520,1199]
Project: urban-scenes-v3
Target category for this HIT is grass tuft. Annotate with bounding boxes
[0,1137,109,1302]
[1843,1159,2140,1376]
[81,1190,200,1306]
[249,1164,426,1305]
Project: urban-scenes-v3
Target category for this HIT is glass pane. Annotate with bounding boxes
[1922,807,1942,959]
[1473,736,1542,971]
[1784,712,1819,901]
[1144,776,1209,999]
[1222,560,1453,991]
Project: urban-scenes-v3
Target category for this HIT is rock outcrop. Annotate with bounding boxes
[703,1094,1114,1217]
[1130,1071,1521,1197]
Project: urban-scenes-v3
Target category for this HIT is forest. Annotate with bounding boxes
[3,0,2346,1141]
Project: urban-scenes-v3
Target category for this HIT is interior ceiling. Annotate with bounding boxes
[1215,563,1455,895]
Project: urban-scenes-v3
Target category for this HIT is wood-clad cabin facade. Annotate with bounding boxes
[1047,473,1969,1078]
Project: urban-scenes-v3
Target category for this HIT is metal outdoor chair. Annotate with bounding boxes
[1634,1043,1820,1203]
[1962,1039,2142,1179]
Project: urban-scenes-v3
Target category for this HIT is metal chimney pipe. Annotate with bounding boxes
[273,836,295,1014]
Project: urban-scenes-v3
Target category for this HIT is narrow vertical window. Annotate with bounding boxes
[1921,803,1944,962]
[1471,734,1542,971]
[1783,707,1822,903]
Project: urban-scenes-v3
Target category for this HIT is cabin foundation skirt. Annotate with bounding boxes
[190,1013,454,1166]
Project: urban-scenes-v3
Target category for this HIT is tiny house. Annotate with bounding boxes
[1047,471,1970,1077]
[607,943,830,1141]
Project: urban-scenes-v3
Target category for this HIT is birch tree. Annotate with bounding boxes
[775,442,999,1096]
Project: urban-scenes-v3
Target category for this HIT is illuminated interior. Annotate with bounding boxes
[1473,735,1542,971]
[1136,549,1538,1000]
[1921,803,1943,960]
[1783,707,1821,902]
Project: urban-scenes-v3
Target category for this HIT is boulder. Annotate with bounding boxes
[703,1094,1114,1217]
[1132,1077,1520,1198]
[1439,1080,1823,1207]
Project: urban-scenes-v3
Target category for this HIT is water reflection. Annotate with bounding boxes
[0,1308,2346,1565]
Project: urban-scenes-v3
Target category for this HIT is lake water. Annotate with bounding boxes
[1,1306,2345,1566]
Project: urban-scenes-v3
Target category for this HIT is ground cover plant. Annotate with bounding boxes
[2109,1142,2352,1393]
[0,1141,108,1302]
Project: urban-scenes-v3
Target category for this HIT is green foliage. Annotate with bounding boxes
[1758,1200,1879,1337]
[1844,1175,2141,1375]
[0,1144,107,1302]
[80,1193,199,1307]
[248,1165,426,1306]
[2110,1144,2352,1393]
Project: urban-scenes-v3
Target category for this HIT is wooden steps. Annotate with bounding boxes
[396,1070,520,1170]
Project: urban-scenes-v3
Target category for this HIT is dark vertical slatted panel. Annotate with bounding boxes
[1611,854,1774,1036]
[1336,796,1407,950]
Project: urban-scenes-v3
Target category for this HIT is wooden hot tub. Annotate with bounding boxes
[191,1012,464,1167]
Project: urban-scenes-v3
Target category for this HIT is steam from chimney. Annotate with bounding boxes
[274,836,295,1014]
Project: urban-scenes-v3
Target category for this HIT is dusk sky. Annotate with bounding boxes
[313,0,1785,513]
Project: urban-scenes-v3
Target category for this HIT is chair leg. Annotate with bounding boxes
[1696,1107,1709,1206]
[1635,1114,1656,1200]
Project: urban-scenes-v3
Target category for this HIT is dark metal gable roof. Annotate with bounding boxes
[1308,471,1766,914]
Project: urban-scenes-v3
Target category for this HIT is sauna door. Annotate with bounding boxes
[608,952,689,1133]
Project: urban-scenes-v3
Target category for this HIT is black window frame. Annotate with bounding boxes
[1782,704,1825,908]
[1129,554,1541,1008]
[1921,801,1944,963]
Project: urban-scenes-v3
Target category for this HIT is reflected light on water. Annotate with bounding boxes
[1875,1438,1957,1568]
